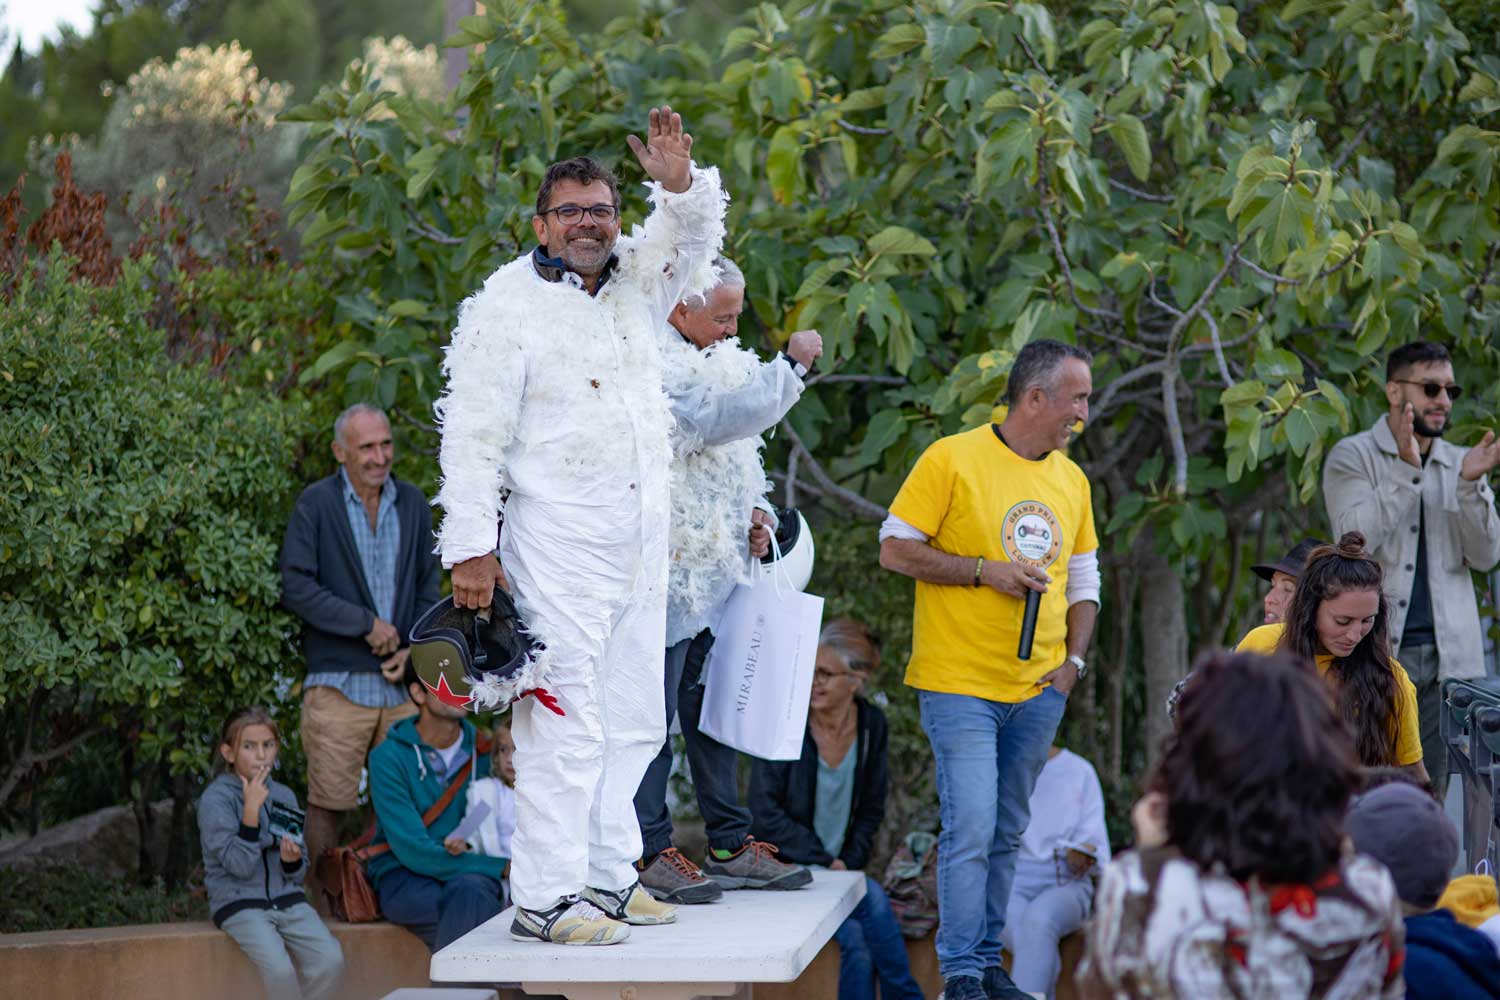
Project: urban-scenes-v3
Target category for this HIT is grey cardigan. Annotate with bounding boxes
[1324,416,1500,679]
[279,472,443,676]
[198,772,308,926]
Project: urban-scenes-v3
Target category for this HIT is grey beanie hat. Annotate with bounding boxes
[1345,782,1459,909]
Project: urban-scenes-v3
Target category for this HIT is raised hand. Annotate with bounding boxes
[787,330,823,370]
[625,105,694,194]
[241,765,271,826]
[1461,430,1500,482]
[1395,402,1422,469]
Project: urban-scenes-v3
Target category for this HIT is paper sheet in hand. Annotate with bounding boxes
[447,800,490,844]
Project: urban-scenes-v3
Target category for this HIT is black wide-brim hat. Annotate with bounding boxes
[1250,537,1328,582]
[409,587,534,709]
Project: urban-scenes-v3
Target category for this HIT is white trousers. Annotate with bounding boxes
[502,497,668,911]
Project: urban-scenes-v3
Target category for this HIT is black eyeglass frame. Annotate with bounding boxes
[538,203,620,224]
[1392,378,1463,402]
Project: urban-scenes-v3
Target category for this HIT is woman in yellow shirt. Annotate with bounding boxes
[1236,531,1428,782]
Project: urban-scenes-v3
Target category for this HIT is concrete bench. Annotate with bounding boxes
[0,917,430,1000]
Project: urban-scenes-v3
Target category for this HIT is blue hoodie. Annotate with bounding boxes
[366,715,508,887]
[1405,909,1500,1000]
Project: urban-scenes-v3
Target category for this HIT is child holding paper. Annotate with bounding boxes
[1001,744,1109,1000]
[444,724,516,899]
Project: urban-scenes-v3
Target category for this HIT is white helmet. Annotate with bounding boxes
[760,507,815,591]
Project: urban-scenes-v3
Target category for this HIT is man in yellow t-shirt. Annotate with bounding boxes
[879,339,1100,1000]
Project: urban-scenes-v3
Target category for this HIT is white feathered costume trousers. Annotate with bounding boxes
[433,166,728,910]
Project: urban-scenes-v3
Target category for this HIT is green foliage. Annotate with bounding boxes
[0,257,304,774]
[0,863,207,932]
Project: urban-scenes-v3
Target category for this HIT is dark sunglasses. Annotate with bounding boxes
[539,203,619,224]
[1393,379,1462,402]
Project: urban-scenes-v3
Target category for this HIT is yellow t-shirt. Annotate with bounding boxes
[890,424,1098,702]
[1235,623,1423,766]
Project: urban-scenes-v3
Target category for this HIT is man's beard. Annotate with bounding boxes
[1414,413,1447,438]
[558,231,614,273]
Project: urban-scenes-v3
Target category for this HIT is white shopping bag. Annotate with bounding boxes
[700,571,825,761]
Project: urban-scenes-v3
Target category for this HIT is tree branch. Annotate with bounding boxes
[1108,176,1174,203]
[784,447,800,509]
[1331,119,1374,172]
[0,725,101,808]
[1038,196,1122,321]
[778,420,888,521]
[1094,359,1169,416]
[1162,369,1190,497]
[836,118,891,136]
[410,219,465,246]
[803,372,909,387]
[1467,242,1500,306]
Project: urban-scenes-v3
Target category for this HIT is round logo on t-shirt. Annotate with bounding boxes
[1002,501,1062,568]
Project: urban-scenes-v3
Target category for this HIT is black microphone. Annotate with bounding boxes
[1017,588,1041,660]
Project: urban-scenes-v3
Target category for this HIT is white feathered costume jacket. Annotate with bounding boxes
[659,331,805,646]
[433,166,727,708]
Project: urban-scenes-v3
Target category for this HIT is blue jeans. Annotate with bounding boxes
[220,902,344,1000]
[634,630,753,856]
[920,687,1068,981]
[835,877,926,1000]
[376,867,504,952]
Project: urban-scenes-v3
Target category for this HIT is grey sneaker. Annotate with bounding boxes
[638,847,724,904]
[700,838,812,890]
[509,896,630,945]
[581,880,678,925]
[938,976,988,1000]
[982,966,1031,1000]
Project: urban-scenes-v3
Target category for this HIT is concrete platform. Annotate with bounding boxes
[430,870,866,999]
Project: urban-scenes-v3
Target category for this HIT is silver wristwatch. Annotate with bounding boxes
[1066,654,1087,680]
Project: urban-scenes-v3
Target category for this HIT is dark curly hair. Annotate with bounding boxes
[1158,651,1359,884]
[1278,531,1400,766]
[535,156,619,216]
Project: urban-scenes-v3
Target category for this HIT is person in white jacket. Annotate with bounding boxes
[631,257,823,903]
[433,106,727,945]
[1001,745,1109,1000]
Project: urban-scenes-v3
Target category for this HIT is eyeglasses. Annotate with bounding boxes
[1393,379,1463,401]
[539,203,619,224]
[813,667,855,685]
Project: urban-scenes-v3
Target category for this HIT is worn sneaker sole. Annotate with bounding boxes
[508,915,630,945]
[641,879,724,904]
[704,866,814,891]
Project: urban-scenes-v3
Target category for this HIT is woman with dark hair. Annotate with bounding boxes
[749,619,925,1000]
[1237,531,1427,780]
[1077,651,1406,998]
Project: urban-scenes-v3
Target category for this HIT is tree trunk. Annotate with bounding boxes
[445,0,477,93]
[163,768,194,889]
[1138,528,1189,768]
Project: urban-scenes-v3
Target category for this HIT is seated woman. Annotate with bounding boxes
[749,618,925,1000]
[1236,531,1428,781]
[1001,744,1109,1000]
[1076,651,1406,999]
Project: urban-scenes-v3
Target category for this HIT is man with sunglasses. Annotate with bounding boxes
[433,105,727,945]
[1324,341,1500,800]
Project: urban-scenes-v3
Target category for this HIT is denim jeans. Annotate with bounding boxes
[376,866,504,952]
[834,876,926,1000]
[1401,641,1449,801]
[920,686,1068,981]
[999,859,1094,1000]
[220,902,344,1000]
[634,629,753,856]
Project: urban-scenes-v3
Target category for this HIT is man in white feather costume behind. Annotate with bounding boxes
[432,106,727,945]
[631,257,823,904]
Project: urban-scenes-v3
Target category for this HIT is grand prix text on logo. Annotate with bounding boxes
[1001,500,1062,568]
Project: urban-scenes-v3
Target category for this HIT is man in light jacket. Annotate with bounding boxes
[1323,340,1500,800]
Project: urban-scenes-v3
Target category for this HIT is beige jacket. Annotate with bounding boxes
[1323,417,1500,679]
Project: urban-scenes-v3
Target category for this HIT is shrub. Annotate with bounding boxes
[0,863,207,932]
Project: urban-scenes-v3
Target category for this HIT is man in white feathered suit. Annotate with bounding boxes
[631,257,824,904]
[432,106,726,945]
